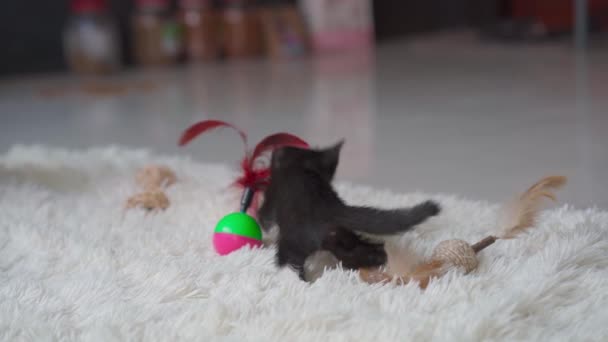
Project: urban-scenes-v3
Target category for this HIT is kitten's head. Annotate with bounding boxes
[270,140,344,181]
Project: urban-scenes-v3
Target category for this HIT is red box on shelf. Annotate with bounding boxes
[511,0,608,31]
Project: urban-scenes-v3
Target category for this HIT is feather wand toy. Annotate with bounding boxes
[359,176,567,288]
[179,119,309,255]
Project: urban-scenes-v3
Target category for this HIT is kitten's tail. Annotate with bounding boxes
[335,201,440,235]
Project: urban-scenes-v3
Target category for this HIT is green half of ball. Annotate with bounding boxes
[214,212,262,240]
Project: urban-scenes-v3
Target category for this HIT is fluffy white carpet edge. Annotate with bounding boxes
[1,145,607,342]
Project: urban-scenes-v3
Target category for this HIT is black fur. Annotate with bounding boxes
[258,141,440,280]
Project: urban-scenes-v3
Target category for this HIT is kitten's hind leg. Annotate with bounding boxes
[323,228,387,269]
[276,239,315,281]
[338,242,387,269]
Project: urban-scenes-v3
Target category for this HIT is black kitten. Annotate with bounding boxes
[258,141,440,280]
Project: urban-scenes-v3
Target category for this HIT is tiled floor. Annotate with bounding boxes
[1,32,607,209]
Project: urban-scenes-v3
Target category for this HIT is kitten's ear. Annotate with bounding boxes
[327,139,344,157]
[321,139,344,176]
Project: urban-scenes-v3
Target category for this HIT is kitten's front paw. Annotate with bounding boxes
[418,200,441,217]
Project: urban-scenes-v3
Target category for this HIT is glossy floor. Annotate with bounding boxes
[2,32,607,209]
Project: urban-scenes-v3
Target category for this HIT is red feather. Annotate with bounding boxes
[236,133,309,213]
[249,133,310,167]
[178,120,247,147]
[234,157,270,213]
[234,157,271,190]
[237,133,309,190]
[178,120,310,213]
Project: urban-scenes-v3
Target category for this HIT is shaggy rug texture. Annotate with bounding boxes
[1,145,607,342]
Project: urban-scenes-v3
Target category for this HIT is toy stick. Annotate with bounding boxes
[240,187,255,213]
[471,236,497,252]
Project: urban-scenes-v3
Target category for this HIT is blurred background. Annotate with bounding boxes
[1,0,607,208]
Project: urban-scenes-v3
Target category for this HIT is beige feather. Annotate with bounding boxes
[385,241,422,276]
[499,175,567,239]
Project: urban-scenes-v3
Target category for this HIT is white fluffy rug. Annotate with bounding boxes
[1,145,607,342]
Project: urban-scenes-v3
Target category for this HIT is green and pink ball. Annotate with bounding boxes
[213,212,263,255]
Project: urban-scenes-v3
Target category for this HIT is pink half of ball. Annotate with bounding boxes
[213,232,263,256]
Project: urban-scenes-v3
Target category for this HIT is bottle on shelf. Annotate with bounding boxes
[258,0,308,59]
[178,0,221,62]
[299,0,374,54]
[132,0,183,67]
[63,0,122,74]
[221,0,265,59]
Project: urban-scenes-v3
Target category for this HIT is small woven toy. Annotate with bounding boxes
[126,165,176,211]
[359,176,567,289]
[178,119,309,255]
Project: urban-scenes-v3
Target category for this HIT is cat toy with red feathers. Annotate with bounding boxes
[178,120,309,255]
